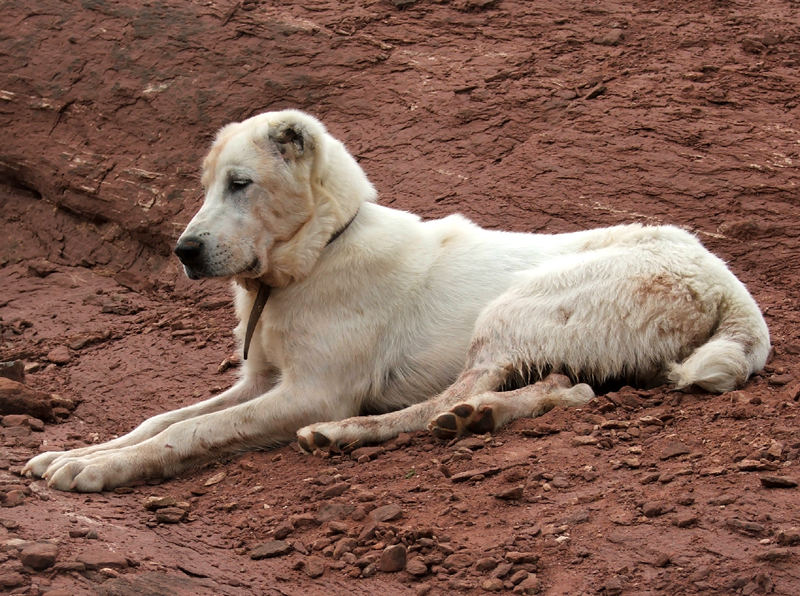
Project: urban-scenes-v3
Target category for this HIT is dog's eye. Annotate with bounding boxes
[229,179,252,192]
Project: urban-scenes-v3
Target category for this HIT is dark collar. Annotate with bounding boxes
[242,209,359,360]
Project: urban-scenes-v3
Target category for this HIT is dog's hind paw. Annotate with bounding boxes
[428,403,496,441]
[296,425,362,455]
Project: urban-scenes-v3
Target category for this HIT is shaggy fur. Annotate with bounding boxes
[24,110,770,491]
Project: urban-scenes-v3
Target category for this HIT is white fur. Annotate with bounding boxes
[24,110,770,491]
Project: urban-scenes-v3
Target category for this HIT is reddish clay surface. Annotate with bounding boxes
[2,1,799,594]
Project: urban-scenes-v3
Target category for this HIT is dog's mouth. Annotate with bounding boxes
[182,257,261,281]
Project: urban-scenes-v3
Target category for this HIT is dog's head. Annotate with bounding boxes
[175,109,376,286]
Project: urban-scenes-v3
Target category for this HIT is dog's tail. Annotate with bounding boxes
[667,285,770,393]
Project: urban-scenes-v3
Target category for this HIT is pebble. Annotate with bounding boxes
[19,541,58,570]
[369,503,403,522]
[304,556,326,578]
[482,578,504,592]
[725,518,767,537]
[273,520,294,539]
[154,507,186,524]
[379,543,407,572]
[641,502,665,517]
[1,415,28,427]
[250,540,293,559]
[406,557,428,576]
[517,573,542,594]
[660,440,690,460]
[760,476,797,489]
[495,485,524,500]
[0,572,26,588]
[776,527,800,546]
[322,481,350,499]
[475,556,498,572]
[333,537,357,559]
[143,495,178,510]
[75,546,129,569]
[737,459,778,472]
[2,490,25,507]
[0,361,25,383]
[45,346,72,365]
[203,471,226,486]
[755,548,792,562]
[571,435,598,446]
[443,552,473,569]
[673,512,699,528]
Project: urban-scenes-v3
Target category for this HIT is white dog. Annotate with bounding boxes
[24,110,770,491]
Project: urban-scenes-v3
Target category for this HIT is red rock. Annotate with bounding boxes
[250,540,292,559]
[75,546,129,569]
[19,541,58,570]
[378,543,406,572]
[46,346,72,365]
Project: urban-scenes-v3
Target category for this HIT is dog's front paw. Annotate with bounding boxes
[23,451,67,479]
[428,402,496,441]
[296,423,362,455]
[39,449,138,492]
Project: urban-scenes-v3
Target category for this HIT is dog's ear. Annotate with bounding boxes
[268,120,314,161]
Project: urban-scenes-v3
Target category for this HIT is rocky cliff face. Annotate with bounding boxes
[4,1,798,292]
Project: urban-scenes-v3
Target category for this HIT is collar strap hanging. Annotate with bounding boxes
[242,209,359,360]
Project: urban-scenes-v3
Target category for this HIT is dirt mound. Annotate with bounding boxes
[1,1,799,594]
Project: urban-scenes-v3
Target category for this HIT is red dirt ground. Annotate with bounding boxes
[1,1,799,594]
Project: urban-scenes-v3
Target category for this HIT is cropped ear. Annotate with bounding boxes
[268,120,314,161]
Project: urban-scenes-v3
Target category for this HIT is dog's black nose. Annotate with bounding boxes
[174,237,204,266]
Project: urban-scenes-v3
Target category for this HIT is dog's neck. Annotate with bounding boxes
[242,209,359,360]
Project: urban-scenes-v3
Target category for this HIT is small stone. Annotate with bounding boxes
[1,414,28,427]
[475,556,498,572]
[0,571,26,588]
[154,507,186,523]
[322,481,350,498]
[592,29,624,46]
[495,485,524,500]
[602,577,624,596]
[250,540,293,559]
[571,435,598,446]
[19,541,58,570]
[369,503,403,522]
[517,574,542,594]
[505,551,540,565]
[333,537,357,559]
[725,518,767,537]
[1,490,25,507]
[482,577,504,592]
[203,471,226,486]
[755,548,792,562]
[407,557,428,576]
[760,476,797,488]
[68,528,90,538]
[75,546,129,569]
[660,440,690,460]
[304,556,326,578]
[642,502,665,517]
[673,512,699,528]
[26,417,44,432]
[379,543,407,572]
[0,361,25,383]
[737,459,777,472]
[443,552,473,569]
[45,347,72,365]
[768,374,792,386]
[143,495,178,510]
[654,553,671,567]
[776,527,800,546]
[509,569,529,585]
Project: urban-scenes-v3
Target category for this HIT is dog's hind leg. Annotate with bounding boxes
[296,360,513,452]
[428,375,594,440]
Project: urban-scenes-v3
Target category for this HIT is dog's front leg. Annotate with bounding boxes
[24,376,269,483]
[41,383,342,492]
